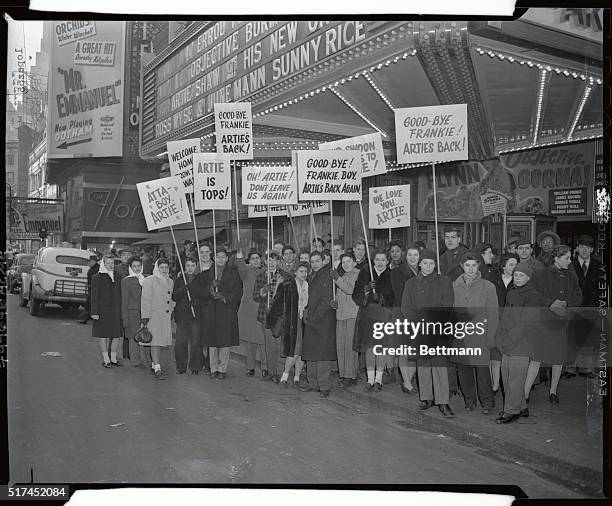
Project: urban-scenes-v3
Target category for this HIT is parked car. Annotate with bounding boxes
[7,253,35,293]
[20,247,92,316]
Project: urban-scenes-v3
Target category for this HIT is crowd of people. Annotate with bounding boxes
[82,228,600,425]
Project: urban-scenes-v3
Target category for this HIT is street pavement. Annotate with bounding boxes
[7,295,587,497]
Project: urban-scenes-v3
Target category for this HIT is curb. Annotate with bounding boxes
[332,385,603,497]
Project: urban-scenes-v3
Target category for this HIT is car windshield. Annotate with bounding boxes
[55,255,89,266]
[17,255,35,265]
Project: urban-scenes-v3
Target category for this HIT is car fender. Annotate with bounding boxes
[21,272,32,299]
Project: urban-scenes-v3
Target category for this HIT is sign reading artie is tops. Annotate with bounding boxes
[214,102,253,159]
[193,153,233,210]
[395,104,468,164]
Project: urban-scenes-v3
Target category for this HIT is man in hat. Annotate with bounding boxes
[439,228,469,282]
[401,248,455,417]
[515,237,543,273]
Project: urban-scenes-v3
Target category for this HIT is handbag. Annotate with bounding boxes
[134,324,153,344]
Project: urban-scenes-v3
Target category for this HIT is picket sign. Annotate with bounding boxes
[242,166,298,206]
[319,132,387,178]
[394,104,468,268]
[368,184,411,229]
[296,150,361,201]
[136,176,195,318]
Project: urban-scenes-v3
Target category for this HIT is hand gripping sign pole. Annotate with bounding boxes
[432,163,441,275]
[330,199,336,300]
[170,225,196,318]
[358,201,374,282]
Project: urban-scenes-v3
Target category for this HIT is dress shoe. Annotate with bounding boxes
[293,380,300,389]
[363,383,374,392]
[482,408,493,415]
[217,372,226,380]
[374,382,382,392]
[496,413,520,424]
[465,404,475,411]
[279,380,288,389]
[261,369,269,379]
[299,385,318,392]
[154,370,166,380]
[210,371,218,379]
[190,370,199,375]
[245,369,255,376]
[418,400,435,410]
[102,362,112,369]
[519,408,529,418]
[271,374,281,385]
[320,390,330,398]
[549,393,559,404]
[110,361,123,367]
[562,371,576,379]
[401,384,414,394]
[343,378,357,388]
[438,404,455,417]
[495,412,505,421]
[176,370,186,374]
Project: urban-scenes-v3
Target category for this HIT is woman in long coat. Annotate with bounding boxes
[267,261,310,388]
[301,251,336,397]
[91,255,123,368]
[235,250,266,376]
[141,258,175,379]
[389,244,420,393]
[121,256,151,368]
[490,252,519,391]
[526,245,582,403]
[199,250,242,379]
[353,250,395,392]
[401,249,455,417]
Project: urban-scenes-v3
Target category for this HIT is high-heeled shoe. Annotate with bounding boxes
[549,393,559,404]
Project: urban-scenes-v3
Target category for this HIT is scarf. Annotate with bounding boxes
[296,278,309,319]
[128,266,145,286]
[98,260,114,282]
[153,260,172,289]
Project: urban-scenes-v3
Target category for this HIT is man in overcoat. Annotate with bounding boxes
[301,251,337,397]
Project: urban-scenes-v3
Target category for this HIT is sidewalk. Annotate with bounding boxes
[226,351,603,496]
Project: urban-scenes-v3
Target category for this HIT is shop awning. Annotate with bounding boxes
[132,226,224,245]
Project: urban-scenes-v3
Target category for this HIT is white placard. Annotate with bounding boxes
[214,102,253,160]
[136,176,191,231]
[369,184,411,229]
[247,201,330,218]
[394,104,468,164]
[167,138,202,195]
[320,132,387,177]
[193,153,232,210]
[297,150,361,201]
[242,166,298,206]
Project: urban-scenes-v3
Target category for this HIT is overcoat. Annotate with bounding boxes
[451,272,499,365]
[200,266,243,348]
[140,274,175,347]
[171,274,199,324]
[439,245,469,281]
[571,256,601,307]
[302,265,336,361]
[352,266,395,352]
[91,272,122,338]
[191,269,213,344]
[495,283,545,357]
[267,279,302,358]
[400,271,454,366]
[235,258,265,344]
[530,265,582,364]
[492,272,515,307]
[121,276,143,340]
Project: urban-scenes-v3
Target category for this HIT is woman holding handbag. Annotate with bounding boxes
[91,255,123,368]
[121,256,151,368]
[140,258,175,379]
[353,249,395,392]
[267,261,310,388]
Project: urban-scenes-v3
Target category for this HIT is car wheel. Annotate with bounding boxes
[29,290,41,316]
[19,286,28,307]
